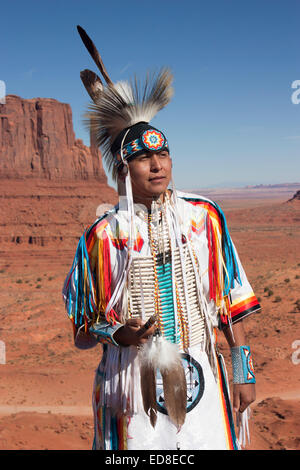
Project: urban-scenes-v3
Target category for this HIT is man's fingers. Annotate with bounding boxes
[233,388,240,413]
[239,395,255,413]
[239,401,248,413]
[139,324,157,339]
[126,318,143,328]
[136,317,157,338]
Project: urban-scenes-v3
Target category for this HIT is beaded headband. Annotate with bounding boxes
[114,129,169,166]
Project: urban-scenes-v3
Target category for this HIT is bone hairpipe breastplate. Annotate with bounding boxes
[127,202,206,349]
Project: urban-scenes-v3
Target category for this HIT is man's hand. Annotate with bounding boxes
[233,383,256,413]
[113,318,157,347]
[222,320,257,413]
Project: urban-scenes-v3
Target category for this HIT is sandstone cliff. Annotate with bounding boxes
[0,95,118,247]
[0,95,105,181]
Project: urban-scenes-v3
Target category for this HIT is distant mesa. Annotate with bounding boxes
[287,190,300,202]
[246,183,300,189]
[0,94,106,181]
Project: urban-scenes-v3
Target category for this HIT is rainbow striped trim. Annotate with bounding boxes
[230,293,261,323]
[216,352,239,450]
[182,196,241,295]
[181,195,261,327]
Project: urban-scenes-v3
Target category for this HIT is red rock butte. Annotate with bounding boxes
[0,94,106,180]
[0,95,118,247]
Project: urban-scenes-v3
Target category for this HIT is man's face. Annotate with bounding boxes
[127,150,172,202]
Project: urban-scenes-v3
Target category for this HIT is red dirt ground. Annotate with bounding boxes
[0,183,299,450]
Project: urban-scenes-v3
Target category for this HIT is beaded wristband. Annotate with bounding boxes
[89,321,123,347]
[231,345,256,384]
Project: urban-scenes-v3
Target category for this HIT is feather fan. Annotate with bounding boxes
[139,338,158,428]
[139,336,187,431]
[140,362,158,428]
[156,338,187,431]
[160,365,187,431]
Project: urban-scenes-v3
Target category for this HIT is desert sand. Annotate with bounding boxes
[0,182,299,451]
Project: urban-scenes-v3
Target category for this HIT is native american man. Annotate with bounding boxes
[62,26,260,450]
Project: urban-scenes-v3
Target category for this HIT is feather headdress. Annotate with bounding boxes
[76,25,173,179]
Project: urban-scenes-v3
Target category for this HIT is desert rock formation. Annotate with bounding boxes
[0,95,105,181]
[0,95,118,248]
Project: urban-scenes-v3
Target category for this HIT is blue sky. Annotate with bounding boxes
[1,0,299,190]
